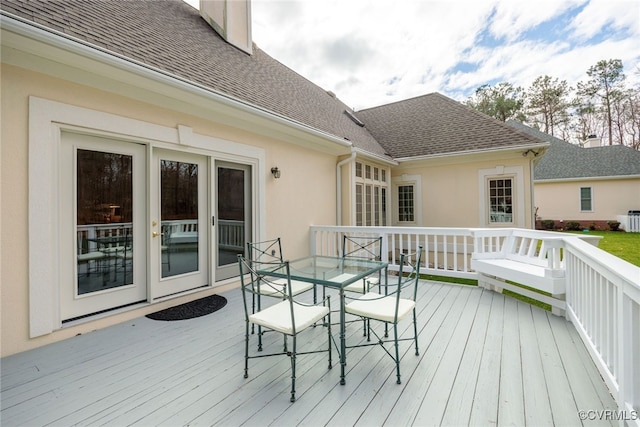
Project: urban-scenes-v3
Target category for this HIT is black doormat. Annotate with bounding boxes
[146,295,227,321]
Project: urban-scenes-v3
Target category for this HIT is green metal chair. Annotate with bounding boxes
[238,255,332,402]
[344,246,423,384]
[246,238,316,337]
[341,235,383,336]
[342,235,383,293]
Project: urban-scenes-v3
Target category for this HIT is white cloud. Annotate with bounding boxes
[185,0,640,109]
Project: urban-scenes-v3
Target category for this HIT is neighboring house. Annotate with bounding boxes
[507,120,640,231]
[0,0,547,356]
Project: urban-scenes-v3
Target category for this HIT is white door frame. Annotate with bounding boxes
[28,97,266,337]
[59,132,147,321]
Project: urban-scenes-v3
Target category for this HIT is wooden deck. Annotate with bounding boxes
[1,281,618,426]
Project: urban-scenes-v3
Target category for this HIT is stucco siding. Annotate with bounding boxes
[0,64,337,356]
[534,178,640,222]
[392,154,535,228]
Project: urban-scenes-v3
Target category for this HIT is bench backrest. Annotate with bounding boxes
[473,229,564,270]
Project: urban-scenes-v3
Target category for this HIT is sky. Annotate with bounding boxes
[185,0,640,111]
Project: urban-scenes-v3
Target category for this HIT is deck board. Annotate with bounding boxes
[468,292,503,426]
[1,281,619,426]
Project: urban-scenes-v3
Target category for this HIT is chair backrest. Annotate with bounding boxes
[238,254,290,302]
[395,246,423,303]
[342,235,382,261]
[247,238,284,264]
[238,255,300,333]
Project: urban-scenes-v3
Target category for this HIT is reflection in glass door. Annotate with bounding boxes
[216,162,251,281]
[161,159,200,278]
[152,150,208,298]
[76,150,134,294]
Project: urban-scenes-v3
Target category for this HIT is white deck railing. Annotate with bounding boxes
[310,225,640,425]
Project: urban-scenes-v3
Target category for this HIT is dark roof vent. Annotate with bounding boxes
[343,110,365,127]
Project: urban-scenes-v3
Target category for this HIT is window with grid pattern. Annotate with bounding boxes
[354,161,388,226]
[398,185,414,222]
[488,178,513,223]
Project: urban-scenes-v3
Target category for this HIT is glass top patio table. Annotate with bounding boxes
[264,255,388,288]
[259,255,388,385]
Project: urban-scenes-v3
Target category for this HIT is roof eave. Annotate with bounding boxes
[535,174,640,183]
[394,142,550,162]
[352,147,398,166]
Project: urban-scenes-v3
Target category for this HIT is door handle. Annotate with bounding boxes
[152,231,159,238]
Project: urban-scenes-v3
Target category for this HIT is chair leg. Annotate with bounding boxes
[244,322,250,379]
[327,309,333,370]
[413,308,419,356]
[257,325,263,351]
[251,293,255,334]
[290,335,297,402]
[394,323,401,384]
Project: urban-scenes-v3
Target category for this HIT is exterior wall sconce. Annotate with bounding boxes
[271,167,281,179]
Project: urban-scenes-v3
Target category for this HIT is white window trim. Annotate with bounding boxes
[478,166,525,227]
[28,96,265,337]
[352,161,390,226]
[580,186,594,212]
[392,174,422,226]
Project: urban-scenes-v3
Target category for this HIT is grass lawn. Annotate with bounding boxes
[570,230,640,267]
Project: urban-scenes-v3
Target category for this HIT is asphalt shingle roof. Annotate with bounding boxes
[355,93,547,158]
[506,120,640,180]
[2,0,547,161]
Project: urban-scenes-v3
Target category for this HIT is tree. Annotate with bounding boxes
[576,59,626,145]
[525,76,572,137]
[466,82,525,122]
[621,88,640,150]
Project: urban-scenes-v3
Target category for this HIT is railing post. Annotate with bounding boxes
[310,227,317,256]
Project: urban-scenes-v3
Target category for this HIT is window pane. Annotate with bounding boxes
[580,187,592,211]
[365,165,371,179]
[161,160,199,278]
[382,187,387,226]
[355,162,362,178]
[374,167,379,181]
[76,149,133,295]
[355,184,363,226]
[374,187,380,226]
[365,185,372,226]
[382,169,386,182]
[488,178,513,223]
[398,185,414,222]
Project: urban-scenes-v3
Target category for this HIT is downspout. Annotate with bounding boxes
[530,156,536,229]
[336,150,357,225]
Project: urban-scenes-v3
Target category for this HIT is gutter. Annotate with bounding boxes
[394,142,550,162]
[535,174,640,184]
[336,150,357,225]
[1,13,352,150]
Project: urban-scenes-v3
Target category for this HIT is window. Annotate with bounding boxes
[381,188,387,226]
[580,187,593,211]
[398,185,415,222]
[355,184,363,226]
[353,161,388,226]
[488,178,513,223]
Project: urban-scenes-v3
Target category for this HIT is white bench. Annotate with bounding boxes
[471,229,566,316]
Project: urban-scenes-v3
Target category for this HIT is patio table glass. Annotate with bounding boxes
[260,255,388,385]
